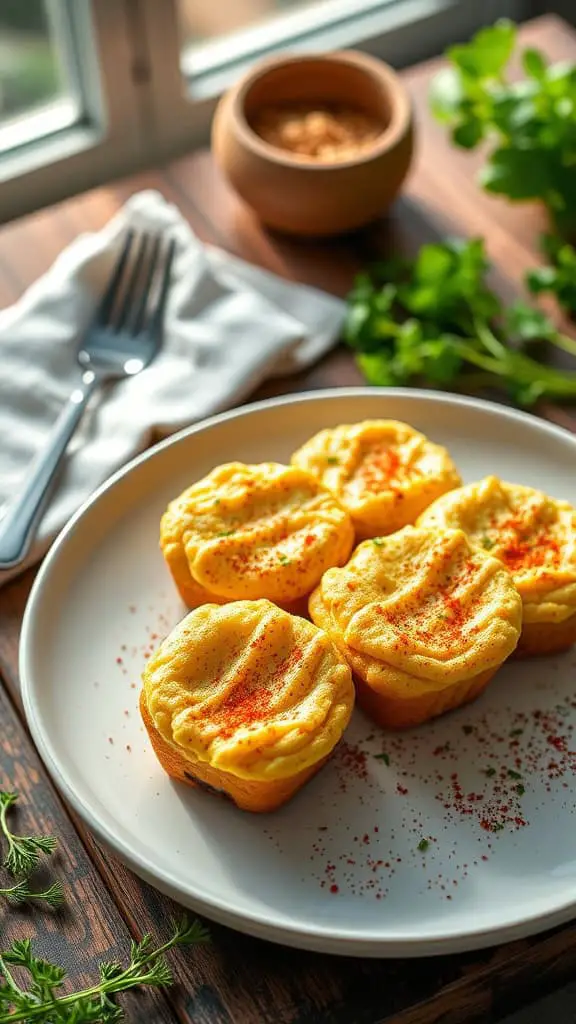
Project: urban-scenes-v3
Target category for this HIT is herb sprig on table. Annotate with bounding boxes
[0,791,64,908]
[430,20,576,237]
[0,918,210,1023]
[0,788,210,1021]
[344,237,576,406]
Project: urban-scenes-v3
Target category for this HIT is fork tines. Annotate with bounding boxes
[96,230,176,335]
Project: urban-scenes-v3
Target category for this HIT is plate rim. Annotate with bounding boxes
[19,387,576,957]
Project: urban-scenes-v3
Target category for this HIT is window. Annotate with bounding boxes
[143,0,527,158]
[0,1,66,124]
[0,0,529,222]
[178,0,335,49]
[0,0,141,223]
[0,0,78,155]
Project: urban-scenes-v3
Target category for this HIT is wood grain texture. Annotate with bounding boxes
[0,684,176,1022]
[1,15,576,1024]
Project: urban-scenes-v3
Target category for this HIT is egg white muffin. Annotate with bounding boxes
[160,461,354,613]
[292,420,461,539]
[141,599,354,811]
[419,476,576,655]
[310,526,522,729]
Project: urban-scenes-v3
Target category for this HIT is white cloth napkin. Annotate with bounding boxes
[0,189,345,585]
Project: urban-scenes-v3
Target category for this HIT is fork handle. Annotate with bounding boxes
[0,372,99,570]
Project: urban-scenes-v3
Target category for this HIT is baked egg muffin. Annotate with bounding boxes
[309,526,522,729]
[160,461,354,614]
[418,476,576,656]
[140,599,355,812]
[291,420,461,540]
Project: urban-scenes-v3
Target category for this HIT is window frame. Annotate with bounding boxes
[141,0,528,160]
[0,0,144,223]
[0,0,529,222]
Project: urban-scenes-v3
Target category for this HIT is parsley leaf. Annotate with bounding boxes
[430,20,576,237]
[526,235,576,318]
[344,237,576,408]
[447,20,515,79]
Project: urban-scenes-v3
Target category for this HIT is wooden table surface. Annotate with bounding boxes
[1,15,576,1024]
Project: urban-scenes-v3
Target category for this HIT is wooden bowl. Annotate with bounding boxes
[211,50,414,237]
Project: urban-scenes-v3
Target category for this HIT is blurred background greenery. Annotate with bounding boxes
[0,0,61,122]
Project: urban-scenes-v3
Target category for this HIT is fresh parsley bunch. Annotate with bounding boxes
[527,234,576,316]
[344,237,576,406]
[430,20,576,237]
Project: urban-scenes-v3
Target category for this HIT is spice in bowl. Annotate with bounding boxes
[251,102,385,162]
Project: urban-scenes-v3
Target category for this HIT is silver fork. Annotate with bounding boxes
[0,229,176,570]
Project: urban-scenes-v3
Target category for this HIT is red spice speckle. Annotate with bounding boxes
[335,742,368,792]
[330,884,339,894]
[496,512,561,573]
[355,443,406,494]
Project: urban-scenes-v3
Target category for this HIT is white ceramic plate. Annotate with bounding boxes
[21,389,576,957]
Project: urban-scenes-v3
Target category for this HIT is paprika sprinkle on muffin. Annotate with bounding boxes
[159,461,354,612]
[309,525,522,729]
[140,599,355,812]
[292,420,461,540]
[419,476,576,655]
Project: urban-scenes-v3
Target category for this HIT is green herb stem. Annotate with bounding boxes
[0,880,65,908]
[548,331,576,360]
[0,792,57,878]
[472,318,508,359]
[0,919,209,1023]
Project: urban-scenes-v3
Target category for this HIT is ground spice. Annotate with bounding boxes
[355,444,406,494]
[333,742,370,799]
[492,511,562,573]
[115,605,574,904]
[213,684,273,738]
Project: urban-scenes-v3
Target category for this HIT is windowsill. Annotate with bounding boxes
[0,98,81,158]
[0,118,103,189]
[183,0,455,101]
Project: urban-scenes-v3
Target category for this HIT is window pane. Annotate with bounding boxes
[0,0,69,124]
[178,0,338,48]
